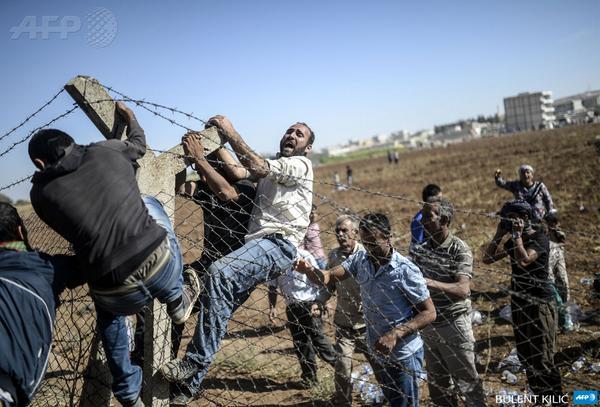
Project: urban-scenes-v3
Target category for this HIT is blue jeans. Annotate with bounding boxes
[372,346,424,407]
[183,234,296,396]
[94,195,184,403]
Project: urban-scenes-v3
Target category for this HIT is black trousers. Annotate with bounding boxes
[286,302,336,382]
[511,296,563,397]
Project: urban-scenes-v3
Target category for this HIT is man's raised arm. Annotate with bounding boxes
[207,115,270,178]
[113,101,147,160]
[182,132,240,202]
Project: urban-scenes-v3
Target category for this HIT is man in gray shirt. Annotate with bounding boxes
[327,215,366,406]
[411,196,486,407]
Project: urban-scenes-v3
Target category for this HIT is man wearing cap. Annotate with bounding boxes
[483,200,563,400]
[494,164,555,220]
[27,102,200,407]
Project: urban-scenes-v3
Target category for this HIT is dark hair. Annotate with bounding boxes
[359,213,392,238]
[427,195,454,225]
[422,184,441,202]
[500,199,534,220]
[28,129,75,166]
[296,122,315,145]
[0,202,24,242]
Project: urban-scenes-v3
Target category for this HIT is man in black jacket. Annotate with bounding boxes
[0,203,75,407]
[27,102,200,407]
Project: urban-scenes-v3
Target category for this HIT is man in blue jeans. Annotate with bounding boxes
[27,102,200,407]
[296,213,436,407]
[160,115,315,404]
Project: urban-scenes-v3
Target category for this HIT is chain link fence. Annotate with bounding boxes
[2,84,599,406]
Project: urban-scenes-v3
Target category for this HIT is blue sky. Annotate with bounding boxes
[1,0,599,200]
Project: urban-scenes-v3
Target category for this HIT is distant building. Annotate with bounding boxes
[503,91,555,132]
[554,90,600,126]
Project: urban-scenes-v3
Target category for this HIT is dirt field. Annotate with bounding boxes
[31,124,600,406]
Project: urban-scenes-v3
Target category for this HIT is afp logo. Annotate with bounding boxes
[574,390,598,405]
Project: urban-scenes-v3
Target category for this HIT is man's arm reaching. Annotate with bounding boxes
[207,115,270,178]
[182,132,240,202]
[112,101,147,160]
[294,258,349,285]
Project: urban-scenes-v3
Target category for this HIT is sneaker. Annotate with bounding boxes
[169,268,201,325]
[170,390,194,406]
[160,358,200,383]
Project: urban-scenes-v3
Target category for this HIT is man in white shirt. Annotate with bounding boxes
[161,115,315,404]
[268,249,336,388]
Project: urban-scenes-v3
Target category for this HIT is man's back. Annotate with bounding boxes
[0,249,70,406]
[195,180,256,262]
[30,132,165,285]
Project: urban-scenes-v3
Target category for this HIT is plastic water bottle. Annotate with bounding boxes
[571,356,586,371]
[508,390,523,407]
[497,388,508,407]
[580,277,593,286]
[374,386,384,403]
[502,370,518,384]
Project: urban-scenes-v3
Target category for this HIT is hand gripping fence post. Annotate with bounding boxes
[65,75,222,406]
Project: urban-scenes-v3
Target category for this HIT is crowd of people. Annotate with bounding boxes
[0,101,577,407]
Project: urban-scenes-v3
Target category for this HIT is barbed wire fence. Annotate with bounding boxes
[0,81,598,407]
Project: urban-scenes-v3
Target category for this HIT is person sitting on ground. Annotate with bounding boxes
[296,213,436,407]
[410,184,442,252]
[268,248,336,388]
[300,204,327,269]
[27,102,200,407]
[494,164,555,220]
[160,116,315,405]
[0,203,78,407]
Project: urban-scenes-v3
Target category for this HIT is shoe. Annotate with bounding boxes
[160,358,200,382]
[170,391,192,406]
[169,268,201,325]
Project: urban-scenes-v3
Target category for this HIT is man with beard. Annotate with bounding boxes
[161,116,315,404]
[412,196,486,407]
[296,213,436,407]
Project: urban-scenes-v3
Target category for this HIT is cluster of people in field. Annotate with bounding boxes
[0,101,573,407]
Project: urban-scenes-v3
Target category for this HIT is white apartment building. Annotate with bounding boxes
[504,91,555,132]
